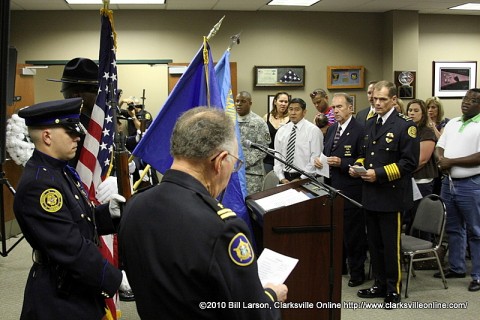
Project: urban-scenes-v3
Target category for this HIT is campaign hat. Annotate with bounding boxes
[47,57,99,85]
[18,97,86,136]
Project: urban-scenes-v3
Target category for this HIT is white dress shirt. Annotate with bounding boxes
[274,118,323,180]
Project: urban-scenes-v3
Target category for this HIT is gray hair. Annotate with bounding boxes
[333,92,353,105]
[170,107,235,159]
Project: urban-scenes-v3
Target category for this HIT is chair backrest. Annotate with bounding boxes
[262,170,280,191]
[411,194,446,239]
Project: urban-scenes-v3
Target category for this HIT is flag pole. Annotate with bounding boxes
[204,16,225,107]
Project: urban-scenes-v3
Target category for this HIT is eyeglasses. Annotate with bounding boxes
[211,152,244,173]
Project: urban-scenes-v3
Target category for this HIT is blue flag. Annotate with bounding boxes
[133,42,221,172]
[215,50,254,238]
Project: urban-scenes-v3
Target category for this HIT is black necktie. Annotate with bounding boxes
[376,117,383,132]
[332,126,342,149]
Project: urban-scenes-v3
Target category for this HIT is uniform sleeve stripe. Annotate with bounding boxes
[217,208,231,215]
[264,290,275,302]
[384,163,401,181]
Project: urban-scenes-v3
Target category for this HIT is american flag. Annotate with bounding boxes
[76,9,119,319]
[76,11,117,202]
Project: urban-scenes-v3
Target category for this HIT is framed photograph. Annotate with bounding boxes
[433,61,477,98]
[255,66,305,87]
[327,66,365,89]
[348,94,356,113]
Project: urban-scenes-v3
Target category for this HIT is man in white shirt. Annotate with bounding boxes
[274,98,323,184]
[434,88,480,292]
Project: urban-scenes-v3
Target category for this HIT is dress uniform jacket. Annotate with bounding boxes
[14,150,122,320]
[119,169,281,320]
[324,118,364,208]
[357,110,419,211]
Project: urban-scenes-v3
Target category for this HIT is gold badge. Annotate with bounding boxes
[40,188,63,213]
[408,126,417,138]
[145,113,151,120]
[228,233,254,266]
[386,132,394,143]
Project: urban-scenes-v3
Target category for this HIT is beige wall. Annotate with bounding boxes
[10,10,480,119]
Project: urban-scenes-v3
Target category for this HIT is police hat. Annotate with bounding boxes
[18,98,86,136]
[47,57,99,85]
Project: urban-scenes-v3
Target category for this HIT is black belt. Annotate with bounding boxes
[451,174,480,181]
[284,171,301,180]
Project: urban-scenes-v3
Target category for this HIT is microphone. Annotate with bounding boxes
[242,140,277,153]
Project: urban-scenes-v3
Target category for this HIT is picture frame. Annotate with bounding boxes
[348,94,356,114]
[327,66,365,89]
[394,70,416,99]
[433,61,477,98]
[255,66,305,87]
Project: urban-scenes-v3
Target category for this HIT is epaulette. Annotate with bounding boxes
[397,113,412,121]
[197,192,237,222]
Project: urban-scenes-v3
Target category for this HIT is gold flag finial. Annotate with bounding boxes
[206,16,225,41]
[102,0,110,10]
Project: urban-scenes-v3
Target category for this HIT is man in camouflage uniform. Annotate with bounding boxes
[235,91,271,194]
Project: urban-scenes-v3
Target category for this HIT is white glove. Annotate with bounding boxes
[128,161,136,174]
[96,176,118,204]
[109,194,126,219]
[139,169,150,182]
[135,129,142,143]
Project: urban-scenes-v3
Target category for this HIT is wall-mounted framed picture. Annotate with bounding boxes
[327,66,364,89]
[395,70,416,99]
[433,61,477,98]
[254,66,305,87]
[348,94,356,113]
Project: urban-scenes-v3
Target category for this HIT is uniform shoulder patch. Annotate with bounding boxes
[40,188,63,213]
[228,233,254,266]
[398,113,412,121]
[145,113,151,120]
[407,126,417,138]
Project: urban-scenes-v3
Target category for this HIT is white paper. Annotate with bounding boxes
[350,165,367,173]
[257,248,299,287]
[412,178,423,201]
[254,188,310,212]
[315,153,330,178]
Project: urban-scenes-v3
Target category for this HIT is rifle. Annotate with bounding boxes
[110,84,132,200]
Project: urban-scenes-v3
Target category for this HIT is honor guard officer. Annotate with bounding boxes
[14,98,125,320]
[350,81,419,308]
[119,107,287,319]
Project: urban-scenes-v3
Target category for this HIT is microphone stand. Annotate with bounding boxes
[257,146,361,320]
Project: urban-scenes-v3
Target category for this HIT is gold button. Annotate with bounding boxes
[373,141,376,144]
[369,164,373,167]
[386,148,390,151]
[87,217,91,222]
[75,195,79,200]
[81,214,85,218]
[371,152,375,156]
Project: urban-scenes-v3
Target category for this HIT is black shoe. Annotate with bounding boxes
[434,269,466,279]
[357,285,386,298]
[348,276,365,287]
[119,289,135,302]
[384,293,401,309]
[468,280,480,292]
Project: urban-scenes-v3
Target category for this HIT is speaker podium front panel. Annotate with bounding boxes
[247,179,344,320]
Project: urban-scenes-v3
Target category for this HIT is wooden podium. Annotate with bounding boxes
[246,179,344,320]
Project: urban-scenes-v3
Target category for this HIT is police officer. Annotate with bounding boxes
[14,98,125,319]
[119,107,287,319]
[350,81,419,308]
[236,91,270,194]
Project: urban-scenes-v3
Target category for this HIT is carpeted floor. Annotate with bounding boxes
[1,235,478,320]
